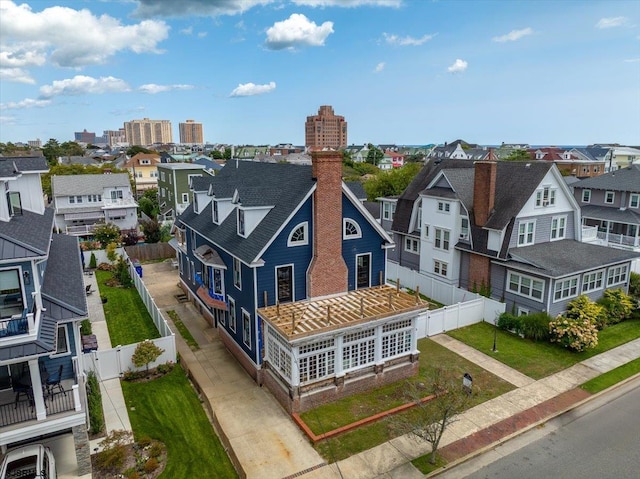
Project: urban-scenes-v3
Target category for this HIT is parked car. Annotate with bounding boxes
[0,444,56,479]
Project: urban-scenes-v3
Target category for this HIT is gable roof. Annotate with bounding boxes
[122,153,161,168]
[0,208,54,260]
[0,156,48,179]
[178,161,315,264]
[574,165,640,193]
[51,173,131,196]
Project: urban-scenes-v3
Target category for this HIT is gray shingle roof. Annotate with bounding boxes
[574,165,640,193]
[581,204,640,224]
[0,208,54,260]
[178,161,315,264]
[345,181,367,200]
[41,234,88,317]
[51,173,131,196]
[0,156,48,179]
[506,239,640,277]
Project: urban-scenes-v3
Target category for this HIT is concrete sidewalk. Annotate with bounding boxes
[139,261,640,479]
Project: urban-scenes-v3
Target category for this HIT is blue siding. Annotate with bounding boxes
[42,322,77,381]
[342,197,387,289]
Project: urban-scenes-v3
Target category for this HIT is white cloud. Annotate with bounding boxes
[265,14,334,50]
[0,67,35,84]
[39,75,131,99]
[447,59,468,73]
[198,32,208,38]
[181,26,193,35]
[230,81,276,97]
[133,0,275,18]
[138,84,195,94]
[492,27,533,43]
[0,116,16,124]
[0,45,47,68]
[596,16,628,29]
[383,32,436,46]
[624,58,640,63]
[0,1,169,69]
[0,98,51,110]
[374,62,385,72]
[293,0,402,6]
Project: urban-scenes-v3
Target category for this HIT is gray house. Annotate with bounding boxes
[391,159,639,317]
[573,164,640,253]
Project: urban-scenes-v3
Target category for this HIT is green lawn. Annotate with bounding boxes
[304,338,514,462]
[121,367,238,479]
[96,270,160,346]
[581,357,640,394]
[166,310,199,351]
[448,319,640,380]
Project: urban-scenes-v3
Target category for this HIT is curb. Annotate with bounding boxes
[426,372,640,477]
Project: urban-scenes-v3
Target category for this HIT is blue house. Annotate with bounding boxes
[172,151,430,412]
[0,157,90,473]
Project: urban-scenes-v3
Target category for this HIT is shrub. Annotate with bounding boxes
[113,256,132,288]
[106,242,118,263]
[497,312,521,333]
[89,252,97,269]
[86,371,104,435]
[149,442,163,458]
[144,457,159,473]
[121,230,139,246]
[156,361,174,375]
[80,319,92,336]
[97,262,112,271]
[93,222,121,247]
[567,295,607,330]
[131,340,165,373]
[519,312,552,341]
[549,315,598,352]
[629,272,640,299]
[598,289,634,325]
[95,430,132,472]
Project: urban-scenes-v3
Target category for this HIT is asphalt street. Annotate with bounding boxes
[437,377,640,479]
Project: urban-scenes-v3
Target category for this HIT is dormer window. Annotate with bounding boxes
[288,222,308,246]
[213,200,219,223]
[237,209,245,236]
[536,152,544,160]
[141,159,150,165]
[6,192,22,216]
[343,218,362,239]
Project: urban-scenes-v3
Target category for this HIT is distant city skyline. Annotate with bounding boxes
[1,0,639,146]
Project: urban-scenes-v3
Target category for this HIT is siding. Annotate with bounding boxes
[44,322,77,381]
[510,213,576,248]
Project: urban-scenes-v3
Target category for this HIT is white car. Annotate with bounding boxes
[0,444,56,479]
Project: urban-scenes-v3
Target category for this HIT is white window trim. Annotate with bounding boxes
[233,258,242,290]
[517,220,536,246]
[287,222,308,246]
[51,324,71,358]
[629,193,639,209]
[434,260,448,277]
[434,228,450,251]
[582,270,604,293]
[181,193,189,203]
[550,215,567,241]
[607,265,628,286]
[553,276,579,303]
[605,191,615,204]
[404,237,419,253]
[228,296,236,332]
[508,271,545,301]
[382,202,395,221]
[437,201,451,213]
[237,208,246,237]
[581,189,591,203]
[343,218,362,239]
[242,308,251,348]
[356,253,372,289]
[275,264,295,303]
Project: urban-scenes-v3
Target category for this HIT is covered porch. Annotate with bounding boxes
[581,205,640,250]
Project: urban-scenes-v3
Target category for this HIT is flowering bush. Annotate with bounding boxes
[598,288,634,325]
[566,295,607,330]
[549,315,598,352]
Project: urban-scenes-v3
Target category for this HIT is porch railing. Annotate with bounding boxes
[596,231,640,248]
[66,224,99,236]
[0,388,76,427]
[581,225,599,242]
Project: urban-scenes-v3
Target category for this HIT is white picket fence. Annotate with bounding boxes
[83,250,176,380]
[387,262,505,338]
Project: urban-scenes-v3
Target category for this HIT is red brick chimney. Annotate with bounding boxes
[308,150,348,297]
[473,161,497,226]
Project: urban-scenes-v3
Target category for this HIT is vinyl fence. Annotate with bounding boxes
[82,249,176,380]
[387,262,505,338]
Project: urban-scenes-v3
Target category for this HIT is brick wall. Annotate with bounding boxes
[468,254,491,293]
[473,161,497,226]
[308,150,348,297]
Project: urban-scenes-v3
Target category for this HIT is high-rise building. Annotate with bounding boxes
[305,105,347,150]
[179,119,204,144]
[74,129,96,144]
[124,118,173,146]
[103,129,126,147]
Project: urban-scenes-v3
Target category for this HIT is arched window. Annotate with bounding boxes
[287,222,308,246]
[343,218,362,239]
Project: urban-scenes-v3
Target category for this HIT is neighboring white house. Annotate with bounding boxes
[51,173,138,236]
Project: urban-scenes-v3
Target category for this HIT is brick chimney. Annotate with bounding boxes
[308,150,348,297]
[473,161,497,226]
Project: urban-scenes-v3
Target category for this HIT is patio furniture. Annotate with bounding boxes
[85,284,94,295]
[12,378,33,408]
[45,365,65,396]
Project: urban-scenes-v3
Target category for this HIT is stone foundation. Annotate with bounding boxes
[72,424,91,476]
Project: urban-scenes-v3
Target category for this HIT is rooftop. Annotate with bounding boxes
[258,284,429,341]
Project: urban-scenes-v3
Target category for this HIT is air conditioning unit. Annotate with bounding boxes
[543,200,549,206]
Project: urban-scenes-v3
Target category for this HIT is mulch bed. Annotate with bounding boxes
[91,434,167,479]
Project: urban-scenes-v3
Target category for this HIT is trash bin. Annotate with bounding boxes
[132,259,142,278]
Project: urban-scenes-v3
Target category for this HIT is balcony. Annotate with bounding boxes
[0,311,35,339]
[581,225,600,243]
[66,224,99,236]
[597,231,640,250]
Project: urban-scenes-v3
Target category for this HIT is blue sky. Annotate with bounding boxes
[1,0,639,146]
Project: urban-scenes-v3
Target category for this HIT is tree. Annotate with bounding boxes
[223,147,232,159]
[141,218,162,243]
[363,162,422,200]
[138,188,159,218]
[210,150,223,159]
[394,368,470,465]
[126,145,152,156]
[131,340,165,373]
[42,138,62,166]
[60,141,84,157]
[365,143,384,166]
[503,149,531,162]
[93,223,121,247]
